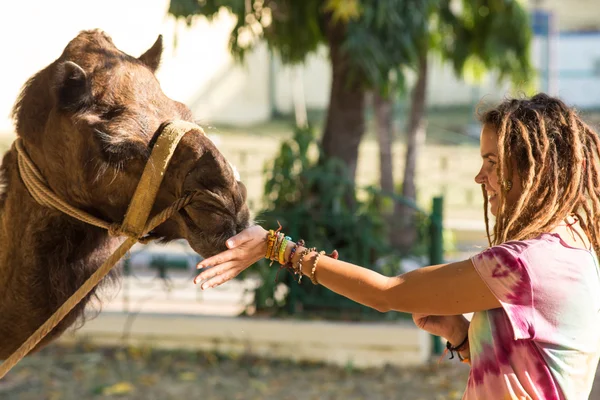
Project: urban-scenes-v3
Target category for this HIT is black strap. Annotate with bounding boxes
[446,334,468,361]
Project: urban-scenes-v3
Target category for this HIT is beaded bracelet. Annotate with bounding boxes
[295,247,313,283]
[309,250,326,285]
[286,239,304,269]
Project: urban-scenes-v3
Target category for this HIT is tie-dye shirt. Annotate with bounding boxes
[465,233,600,399]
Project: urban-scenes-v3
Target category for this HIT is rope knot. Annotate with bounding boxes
[108,223,123,237]
[108,224,139,239]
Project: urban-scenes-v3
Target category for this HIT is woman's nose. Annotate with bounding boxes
[475,169,485,185]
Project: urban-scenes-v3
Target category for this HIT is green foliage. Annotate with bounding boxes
[437,0,534,87]
[168,0,534,97]
[343,0,433,95]
[168,0,325,64]
[241,126,407,319]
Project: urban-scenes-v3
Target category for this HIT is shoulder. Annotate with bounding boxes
[472,234,552,265]
[472,232,584,262]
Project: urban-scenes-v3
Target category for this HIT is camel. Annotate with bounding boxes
[0,30,250,359]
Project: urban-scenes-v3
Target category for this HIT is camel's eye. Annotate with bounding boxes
[101,107,125,121]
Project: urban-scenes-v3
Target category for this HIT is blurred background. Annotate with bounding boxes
[1,0,600,398]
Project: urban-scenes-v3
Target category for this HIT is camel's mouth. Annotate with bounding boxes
[179,199,250,258]
[175,142,251,258]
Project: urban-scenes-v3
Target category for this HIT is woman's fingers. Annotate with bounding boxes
[193,225,268,289]
[225,231,251,249]
[226,225,266,249]
[196,248,238,270]
[194,261,234,283]
[194,262,242,289]
[200,267,242,290]
[194,261,235,285]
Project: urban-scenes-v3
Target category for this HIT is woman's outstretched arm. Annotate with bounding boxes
[309,255,499,315]
[194,225,501,316]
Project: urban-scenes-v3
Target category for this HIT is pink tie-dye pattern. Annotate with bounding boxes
[462,234,600,400]
[466,310,561,399]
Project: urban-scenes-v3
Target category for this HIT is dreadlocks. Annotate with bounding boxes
[478,93,600,256]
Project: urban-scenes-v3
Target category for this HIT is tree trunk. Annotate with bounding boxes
[395,52,428,250]
[373,91,394,195]
[321,19,366,184]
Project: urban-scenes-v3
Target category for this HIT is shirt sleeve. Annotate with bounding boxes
[471,242,535,340]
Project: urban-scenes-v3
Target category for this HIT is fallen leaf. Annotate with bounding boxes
[177,372,197,382]
[102,381,135,396]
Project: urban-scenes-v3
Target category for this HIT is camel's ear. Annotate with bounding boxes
[54,61,93,112]
[138,35,163,73]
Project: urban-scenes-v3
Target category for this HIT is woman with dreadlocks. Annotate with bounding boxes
[194,93,600,399]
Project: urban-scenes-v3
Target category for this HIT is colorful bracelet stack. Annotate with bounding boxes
[265,228,291,266]
[264,225,337,285]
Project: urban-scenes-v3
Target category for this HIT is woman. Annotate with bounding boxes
[194,94,600,399]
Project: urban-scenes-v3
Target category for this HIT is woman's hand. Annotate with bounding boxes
[412,314,469,345]
[194,225,268,289]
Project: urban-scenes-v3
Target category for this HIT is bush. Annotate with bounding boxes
[239,126,409,320]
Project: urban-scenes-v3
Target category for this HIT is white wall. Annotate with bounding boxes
[552,34,600,108]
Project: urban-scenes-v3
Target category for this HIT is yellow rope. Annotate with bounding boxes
[0,120,204,379]
[15,139,115,231]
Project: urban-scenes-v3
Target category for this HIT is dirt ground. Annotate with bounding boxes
[0,342,471,400]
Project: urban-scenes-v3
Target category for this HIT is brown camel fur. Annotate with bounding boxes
[0,30,250,359]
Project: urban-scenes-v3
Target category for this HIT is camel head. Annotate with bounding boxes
[11,29,250,257]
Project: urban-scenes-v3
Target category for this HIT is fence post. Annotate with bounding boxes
[429,196,444,265]
[429,196,445,355]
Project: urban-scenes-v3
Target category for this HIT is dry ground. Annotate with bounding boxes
[0,342,471,400]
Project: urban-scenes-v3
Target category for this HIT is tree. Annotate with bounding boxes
[168,0,533,251]
[342,0,431,197]
[395,0,534,249]
[167,0,427,184]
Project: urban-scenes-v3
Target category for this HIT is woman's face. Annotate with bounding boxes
[474,124,522,216]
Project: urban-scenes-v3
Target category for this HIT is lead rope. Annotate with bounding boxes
[0,120,204,379]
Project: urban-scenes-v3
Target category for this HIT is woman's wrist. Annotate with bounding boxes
[264,230,311,275]
[447,317,470,362]
[267,228,337,284]
[448,316,470,347]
